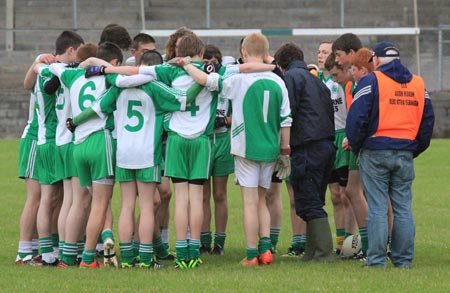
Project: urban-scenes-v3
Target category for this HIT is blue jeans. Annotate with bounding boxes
[359,149,415,268]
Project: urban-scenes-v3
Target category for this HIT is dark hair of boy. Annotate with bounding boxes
[274,42,304,69]
[139,50,163,66]
[324,52,342,72]
[177,33,204,58]
[131,33,156,50]
[96,41,123,64]
[331,33,362,53]
[203,44,222,64]
[55,30,84,55]
[99,24,132,51]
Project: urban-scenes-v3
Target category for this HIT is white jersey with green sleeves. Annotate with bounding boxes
[40,64,73,146]
[35,65,58,145]
[147,62,217,139]
[49,64,116,144]
[214,71,292,162]
[318,71,347,130]
[21,92,39,140]
[91,81,187,169]
[214,65,234,134]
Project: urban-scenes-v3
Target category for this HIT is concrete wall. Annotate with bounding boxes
[1,0,449,138]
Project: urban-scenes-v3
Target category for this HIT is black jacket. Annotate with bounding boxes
[283,60,335,147]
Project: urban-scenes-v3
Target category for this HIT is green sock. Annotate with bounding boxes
[139,243,153,266]
[270,228,280,251]
[292,234,302,249]
[81,249,96,264]
[132,240,140,259]
[214,232,226,248]
[119,242,134,264]
[18,241,33,259]
[258,236,271,254]
[200,232,212,249]
[101,229,114,242]
[39,237,53,254]
[77,240,85,257]
[59,241,65,259]
[336,228,345,250]
[246,247,258,261]
[32,239,39,257]
[51,233,59,248]
[299,234,307,248]
[154,236,169,257]
[62,242,77,265]
[189,239,200,260]
[345,232,353,239]
[359,227,368,255]
[175,240,188,261]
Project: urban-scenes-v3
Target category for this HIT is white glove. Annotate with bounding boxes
[274,154,291,180]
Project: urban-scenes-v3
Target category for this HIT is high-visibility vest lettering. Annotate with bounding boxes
[373,71,425,140]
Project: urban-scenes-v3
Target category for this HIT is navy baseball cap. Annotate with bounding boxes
[372,41,400,57]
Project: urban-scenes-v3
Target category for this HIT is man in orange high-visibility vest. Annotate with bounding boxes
[346,41,435,269]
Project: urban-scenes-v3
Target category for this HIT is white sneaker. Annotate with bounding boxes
[103,238,118,268]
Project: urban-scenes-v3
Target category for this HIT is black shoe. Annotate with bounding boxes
[199,245,211,254]
[211,245,224,255]
[156,252,175,261]
[282,246,305,257]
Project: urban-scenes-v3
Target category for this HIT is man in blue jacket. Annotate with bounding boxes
[346,41,435,268]
[274,42,336,262]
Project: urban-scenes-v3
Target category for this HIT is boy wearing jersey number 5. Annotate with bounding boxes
[182,33,292,266]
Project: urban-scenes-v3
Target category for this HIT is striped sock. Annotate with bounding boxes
[139,243,154,265]
[175,240,188,261]
[214,232,226,248]
[270,227,280,251]
[188,239,200,260]
[246,247,258,261]
[359,227,368,255]
[62,242,78,265]
[119,242,134,264]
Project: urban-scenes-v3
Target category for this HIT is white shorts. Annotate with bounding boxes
[234,156,275,189]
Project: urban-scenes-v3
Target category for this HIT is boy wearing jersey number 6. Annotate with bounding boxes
[181,33,292,266]
[49,42,127,268]
[69,64,197,269]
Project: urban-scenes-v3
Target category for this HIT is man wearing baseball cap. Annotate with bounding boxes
[346,41,435,268]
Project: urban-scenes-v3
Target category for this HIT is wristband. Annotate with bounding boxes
[35,54,43,63]
[280,146,291,156]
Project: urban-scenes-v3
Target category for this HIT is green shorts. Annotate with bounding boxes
[333,129,350,170]
[164,133,211,180]
[348,151,360,171]
[36,142,60,185]
[55,143,77,180]
[210,132,234,177]
[115,165,161,183]
[73,130,116,187]
[18,138,39,180]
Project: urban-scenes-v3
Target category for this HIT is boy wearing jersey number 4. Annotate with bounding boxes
[181,33,292,266]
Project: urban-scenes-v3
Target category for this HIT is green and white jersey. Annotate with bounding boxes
[92,81,187,169]
[318,71,347,130]
[140,62,217,139]
[214,65,232,134]
[34,66,57,145]
[21,92,39,140]
[40,64,73,146]
[207,71,292,162]
[49,64,116,144]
